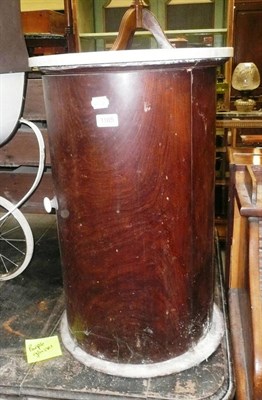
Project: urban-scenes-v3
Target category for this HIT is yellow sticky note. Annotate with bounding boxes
[25,335,62,363]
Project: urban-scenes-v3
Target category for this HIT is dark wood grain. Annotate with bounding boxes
[42,62,218,364]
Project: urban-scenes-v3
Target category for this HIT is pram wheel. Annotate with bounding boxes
[0,196,34,280]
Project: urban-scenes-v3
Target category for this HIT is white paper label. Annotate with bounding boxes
[91,96,109,110]
[96,114,119,128]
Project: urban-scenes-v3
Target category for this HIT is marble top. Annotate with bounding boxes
[29,47,233,69]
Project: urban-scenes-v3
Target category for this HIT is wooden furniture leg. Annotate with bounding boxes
[249,218,262,399]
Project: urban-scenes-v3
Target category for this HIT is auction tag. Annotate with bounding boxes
[96,114,119,128]
[91,96,109,110]
[25,336,62,363]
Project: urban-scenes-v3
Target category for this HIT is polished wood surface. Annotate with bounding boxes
[42,60,220,364]
[228,149,262,399]
[228,147,262,167]
[21,10,66,34]
[229,289,253,400]
[241,135,262,146]
[250,219,262,398]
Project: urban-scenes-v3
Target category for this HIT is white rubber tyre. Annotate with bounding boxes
[0,196,34,280]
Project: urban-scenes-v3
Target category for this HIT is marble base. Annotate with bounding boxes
[60,303,224,379]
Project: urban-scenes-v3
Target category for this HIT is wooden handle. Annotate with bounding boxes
[111,4,173,50]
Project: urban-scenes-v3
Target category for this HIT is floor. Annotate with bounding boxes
[0,213,235,400]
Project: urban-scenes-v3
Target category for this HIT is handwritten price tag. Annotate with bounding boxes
[25,336,62,363]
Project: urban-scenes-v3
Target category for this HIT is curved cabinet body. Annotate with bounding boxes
[32,48,231,375]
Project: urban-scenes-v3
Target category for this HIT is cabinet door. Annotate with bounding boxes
[232,0,262,97]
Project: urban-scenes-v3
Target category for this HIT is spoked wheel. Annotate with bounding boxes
[0,196,34,281]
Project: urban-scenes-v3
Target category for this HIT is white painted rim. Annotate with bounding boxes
[29,47,233,69]
[0,196,34,281]
[60,303,224,378]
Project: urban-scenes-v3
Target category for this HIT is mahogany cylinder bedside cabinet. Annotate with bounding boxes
[30,47,232,378]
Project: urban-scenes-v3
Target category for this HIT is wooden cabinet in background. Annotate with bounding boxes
[72,0,229,52]
[21,0,76,55]
[231,0,262,101]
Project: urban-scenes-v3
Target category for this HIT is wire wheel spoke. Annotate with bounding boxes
[1,225,27,254]
[0,197,34,281]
